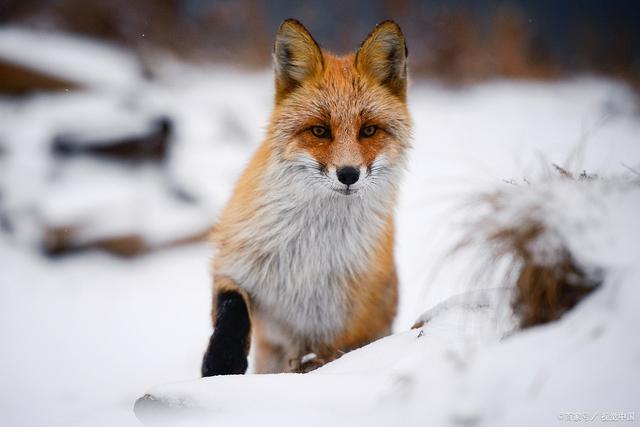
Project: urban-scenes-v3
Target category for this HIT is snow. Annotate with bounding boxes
[0,241,212,427]
[38,160,214,247]
[1,29,640,427]
[134,291,513,427]
[0,26,143,90]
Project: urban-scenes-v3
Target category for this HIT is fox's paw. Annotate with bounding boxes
[201,290,251,377]
[288,352,331,373]
[201,334,248,376]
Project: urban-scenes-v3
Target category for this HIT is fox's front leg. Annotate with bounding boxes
[201,276,251,376]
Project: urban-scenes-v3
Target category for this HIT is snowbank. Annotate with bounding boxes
[135,287,516,427]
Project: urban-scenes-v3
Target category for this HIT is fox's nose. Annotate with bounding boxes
[337,166,360,186]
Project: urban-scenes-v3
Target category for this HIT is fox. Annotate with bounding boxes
[201,19,411,376]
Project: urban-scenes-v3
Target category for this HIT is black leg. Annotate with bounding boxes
[201,290,251,377]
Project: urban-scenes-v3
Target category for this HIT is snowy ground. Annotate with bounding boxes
[1,29,640,427]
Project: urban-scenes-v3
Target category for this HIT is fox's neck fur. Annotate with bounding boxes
[215,142,401,344]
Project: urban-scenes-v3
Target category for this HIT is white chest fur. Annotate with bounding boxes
[216,161,396,344]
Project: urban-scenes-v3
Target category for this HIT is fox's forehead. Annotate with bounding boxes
[312,53,389,119]
[276,52,409,134]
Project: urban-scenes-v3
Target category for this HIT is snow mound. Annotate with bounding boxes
[135,286,516,426]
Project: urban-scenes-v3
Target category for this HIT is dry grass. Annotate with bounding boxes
[457,166,610,329]
[485,219,600,328]
[43,226,209,257]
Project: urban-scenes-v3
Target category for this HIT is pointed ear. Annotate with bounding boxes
[273,19,324,101]
[356,21,408,99]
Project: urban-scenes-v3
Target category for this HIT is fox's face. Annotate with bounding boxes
[267,20,411,197]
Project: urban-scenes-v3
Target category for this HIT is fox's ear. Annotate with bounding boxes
[273,19,323,101]
[356,21,408,99]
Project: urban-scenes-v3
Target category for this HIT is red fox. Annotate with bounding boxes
[202,19,411,376]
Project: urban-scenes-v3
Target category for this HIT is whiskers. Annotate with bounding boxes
[283,155,398,198]
[282,156,334,193]
[364,158,396,189]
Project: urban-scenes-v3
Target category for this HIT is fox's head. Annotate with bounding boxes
[266,19,411,198]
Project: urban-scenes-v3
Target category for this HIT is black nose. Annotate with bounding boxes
[337,166,360,186]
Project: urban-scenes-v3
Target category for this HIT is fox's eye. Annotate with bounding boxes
[311,126,330,138]
[361,125,377,138]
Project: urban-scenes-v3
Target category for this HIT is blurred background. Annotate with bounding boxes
[0,1,639,426]
[2,0,640,86]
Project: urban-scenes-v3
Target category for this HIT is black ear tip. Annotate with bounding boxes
[278,18,305,33]
[282,18,302,26]
[375,20,403,34]
[377,19,397,26]
[275,19,322,52]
